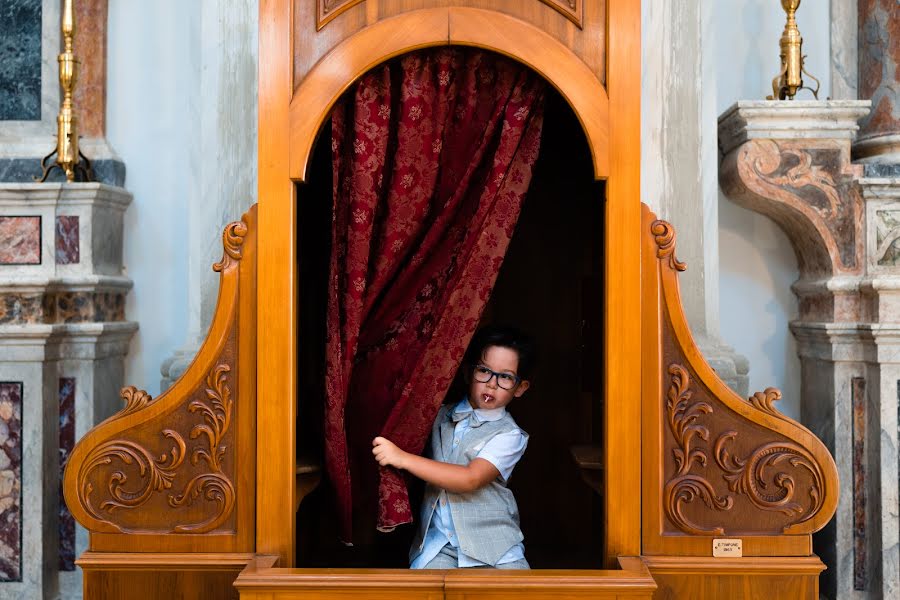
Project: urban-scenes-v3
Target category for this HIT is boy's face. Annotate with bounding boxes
[467,345,530,411]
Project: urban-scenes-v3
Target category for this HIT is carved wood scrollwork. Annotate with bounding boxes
[214,219,249,272]
[663,364,826,535]
[664,365,732,535]
[651,219,687,272]
[115,386,156,419]
[77,365,236,534]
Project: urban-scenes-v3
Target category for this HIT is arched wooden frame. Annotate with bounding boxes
[259,1,641,568]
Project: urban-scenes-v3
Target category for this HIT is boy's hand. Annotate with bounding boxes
[372,436,407,469]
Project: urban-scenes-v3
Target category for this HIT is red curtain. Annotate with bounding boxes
[325,48,546,541]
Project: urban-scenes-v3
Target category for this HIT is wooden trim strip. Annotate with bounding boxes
[642,555,826,576]
[77,552,257,571]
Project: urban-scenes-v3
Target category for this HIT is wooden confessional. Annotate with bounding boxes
[62,2,839,598]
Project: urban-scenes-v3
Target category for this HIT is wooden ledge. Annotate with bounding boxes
[641,555,826,576]
[77,551,257,571]
[234,557,656,594]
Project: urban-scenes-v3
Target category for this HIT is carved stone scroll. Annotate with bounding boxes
[721,138,864,276]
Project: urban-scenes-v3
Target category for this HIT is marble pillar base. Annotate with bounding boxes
[695,335,749,398]
[719,101,900,600]
[0,183,136,600]
[159,338,202,392]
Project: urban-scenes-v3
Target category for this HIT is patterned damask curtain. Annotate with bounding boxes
[325,47,546,541]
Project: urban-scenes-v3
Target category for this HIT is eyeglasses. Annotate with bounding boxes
[472,364,522,390]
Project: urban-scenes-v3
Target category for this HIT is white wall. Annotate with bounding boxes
[105,0,833,411]
[107,2,201,395]
[715,0,832,419]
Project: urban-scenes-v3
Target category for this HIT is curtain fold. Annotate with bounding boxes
[325,48,546,541]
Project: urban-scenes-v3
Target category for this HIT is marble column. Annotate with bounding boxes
[159,0,258,390]
[852,5,900,597]
[642,0,748,395]
[719,100,900,600]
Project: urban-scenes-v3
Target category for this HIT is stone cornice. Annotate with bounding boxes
[0,182,132,209]
[0,321,137,361]
[718,100,871,156]
[858,177,900,199]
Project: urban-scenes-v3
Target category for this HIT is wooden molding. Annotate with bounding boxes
[288,7,609,182]
[316,0,363,30]
[641,555,826,576]
[539,0,583,28]
[234,557,657,597]
[77,551,258,571]
[315,1,584,31]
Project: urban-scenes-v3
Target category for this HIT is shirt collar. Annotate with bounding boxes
[452,396,506,422]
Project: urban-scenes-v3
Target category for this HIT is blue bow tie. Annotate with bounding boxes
[450,407,486,427]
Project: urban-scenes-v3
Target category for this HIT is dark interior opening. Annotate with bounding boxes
[295,85,604,569]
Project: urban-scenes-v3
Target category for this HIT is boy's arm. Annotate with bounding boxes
[372,436,499,494]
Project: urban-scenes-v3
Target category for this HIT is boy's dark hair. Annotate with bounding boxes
[463,324,536,380]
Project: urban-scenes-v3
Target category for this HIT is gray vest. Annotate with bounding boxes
[410,404,527,566]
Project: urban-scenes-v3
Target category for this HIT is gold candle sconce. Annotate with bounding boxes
[767,0,820,100]
[37,0,93,182]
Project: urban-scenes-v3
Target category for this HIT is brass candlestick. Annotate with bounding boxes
[767,0,820,100]
[37,0,93,182]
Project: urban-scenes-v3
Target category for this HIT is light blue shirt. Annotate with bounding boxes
[410,398,528,568]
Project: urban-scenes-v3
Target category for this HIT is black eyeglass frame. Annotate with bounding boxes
[471,364,523,390]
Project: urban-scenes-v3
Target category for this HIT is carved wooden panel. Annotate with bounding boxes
[641,208,839,555]
[63,208,257,553]
[539,0,582,27]
[77,355,238,534]
[317,1,584,30]
[295,1,606,93]
[661,359,825,536]
[316,0,364,30]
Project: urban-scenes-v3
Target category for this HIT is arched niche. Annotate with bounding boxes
[257,2,643,570]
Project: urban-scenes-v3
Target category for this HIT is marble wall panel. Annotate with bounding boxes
[57,377,74,571]
[0,382,22,582]
[73,0,107,138]
[0,0,41,121]
[852,376,868,590]
[0,292,126,324]
[54,215,79,264]
[0,216,40,264]
[0,293,45,325]
[54,291,125,323]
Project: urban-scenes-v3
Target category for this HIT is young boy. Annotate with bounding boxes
[372,325,534,569]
